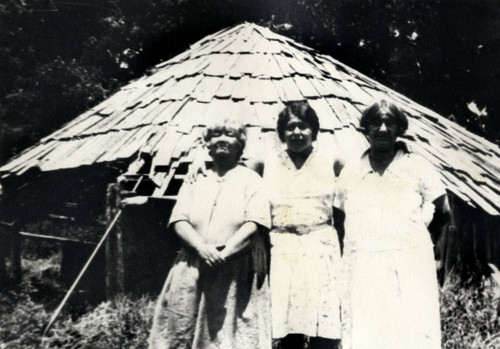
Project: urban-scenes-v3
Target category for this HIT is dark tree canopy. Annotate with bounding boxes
[1,0,499,163]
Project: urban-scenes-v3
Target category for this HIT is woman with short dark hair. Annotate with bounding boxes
[335,99,450,349]
[265,101,342,349]
[149,116,272,349]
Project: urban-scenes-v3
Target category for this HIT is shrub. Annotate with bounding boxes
[441,278,500,349]
[43,295,155,349]
[0,291,49,349]
[2,252,500,349]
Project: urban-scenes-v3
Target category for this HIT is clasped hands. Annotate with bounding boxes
[196,243,231,267]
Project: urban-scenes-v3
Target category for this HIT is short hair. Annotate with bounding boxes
[359,100,408,136]
[203,116,246,159]
[276,101,320,142]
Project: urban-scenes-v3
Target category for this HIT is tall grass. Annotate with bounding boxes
[1,255,500,348]
[441,278,500,349]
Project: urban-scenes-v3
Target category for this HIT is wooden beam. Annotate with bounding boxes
[105,183,125,298]
[18,232,95,245]
[0,231,6,287]
[10,222,21,284]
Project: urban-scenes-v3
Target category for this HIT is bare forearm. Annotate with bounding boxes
[173,221,205,250]
[173,220,224,266]
[222,222,259,258]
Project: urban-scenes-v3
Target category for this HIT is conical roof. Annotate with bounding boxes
[1,22,500,214]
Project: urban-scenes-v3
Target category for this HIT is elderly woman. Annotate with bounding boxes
[334,100,450,349]
[189,102,342,349]
[149,117,272,349]
[264,101,342,349]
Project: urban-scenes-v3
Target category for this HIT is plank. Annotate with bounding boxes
[53,133,113,168]
[204,54,239,76]
[229,54,262,77]
[151,99,188,125]
[172,100,208,133]
[192,76,224,103]
[41,109,98,142]
[215,77,237,98]
[113,125,156,160]
[308,98,337,131]
[231,75,251,100]
[273,54,295,77]
[53,115,104,139]
[280,77,304,101]
[113,100,162,130]
[252,37,271,53]
[253,102,284,130]
[444,171,500,215]
[342,80,376,105]
[294,76,320,98]
[152,128,183,168]
[286,53,314,77]
[317,57,344,81]
[165,75,203,101]
[252,54,283,79]
[325,97,349,126]
[37,138,89,171]
[321,78,350,99]
[238,33,260,53]
[243,126,264,159]
[0,141,59,174]
[80,109,135,136]
[256,78,280,103]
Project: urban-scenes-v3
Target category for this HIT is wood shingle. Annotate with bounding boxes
[1,22,500,216]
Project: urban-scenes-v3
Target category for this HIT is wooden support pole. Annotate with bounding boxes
[12,228,21,284]
[105,183,125,298]
[443,194,459,282]
[0,229,6,287]
[3,220,23,284]
[43,177,143,337]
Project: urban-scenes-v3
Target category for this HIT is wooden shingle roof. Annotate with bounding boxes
[2,22,500,215]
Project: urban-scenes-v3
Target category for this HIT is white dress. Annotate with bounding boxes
[264,147,342,340]
[335,146,445,349]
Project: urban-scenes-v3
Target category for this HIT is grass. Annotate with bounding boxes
[441,278,500,349]
[1,253,500,349]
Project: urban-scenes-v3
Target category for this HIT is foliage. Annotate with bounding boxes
[0,253,155,349]
[42,296,155,349]
[0,0,499,162]
[2,263,500,348]
[440,279,500,349]
[0,291,49,349]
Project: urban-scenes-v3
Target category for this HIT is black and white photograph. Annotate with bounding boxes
[1,1,500,348]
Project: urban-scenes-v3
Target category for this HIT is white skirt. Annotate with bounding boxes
[341,243,441,349]
[270,225,342,339]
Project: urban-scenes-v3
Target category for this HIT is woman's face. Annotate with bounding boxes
[284,115,314,154]
[207,126,241,162]
[366,111,399,151]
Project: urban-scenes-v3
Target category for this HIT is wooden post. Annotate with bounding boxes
[105,183,125,298]
[0,229,6,287]
[443,194,459,282]
[4,221,22,284]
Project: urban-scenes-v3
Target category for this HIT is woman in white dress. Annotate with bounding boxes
[264,102,342,349]
[189,102,343,349]
[334,100,450,349]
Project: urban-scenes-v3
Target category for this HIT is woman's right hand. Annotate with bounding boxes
[196,243,224,267]
[120,195,148,208]
[187,158,208,183]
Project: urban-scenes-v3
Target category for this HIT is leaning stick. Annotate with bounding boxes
[42,177,143,337]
